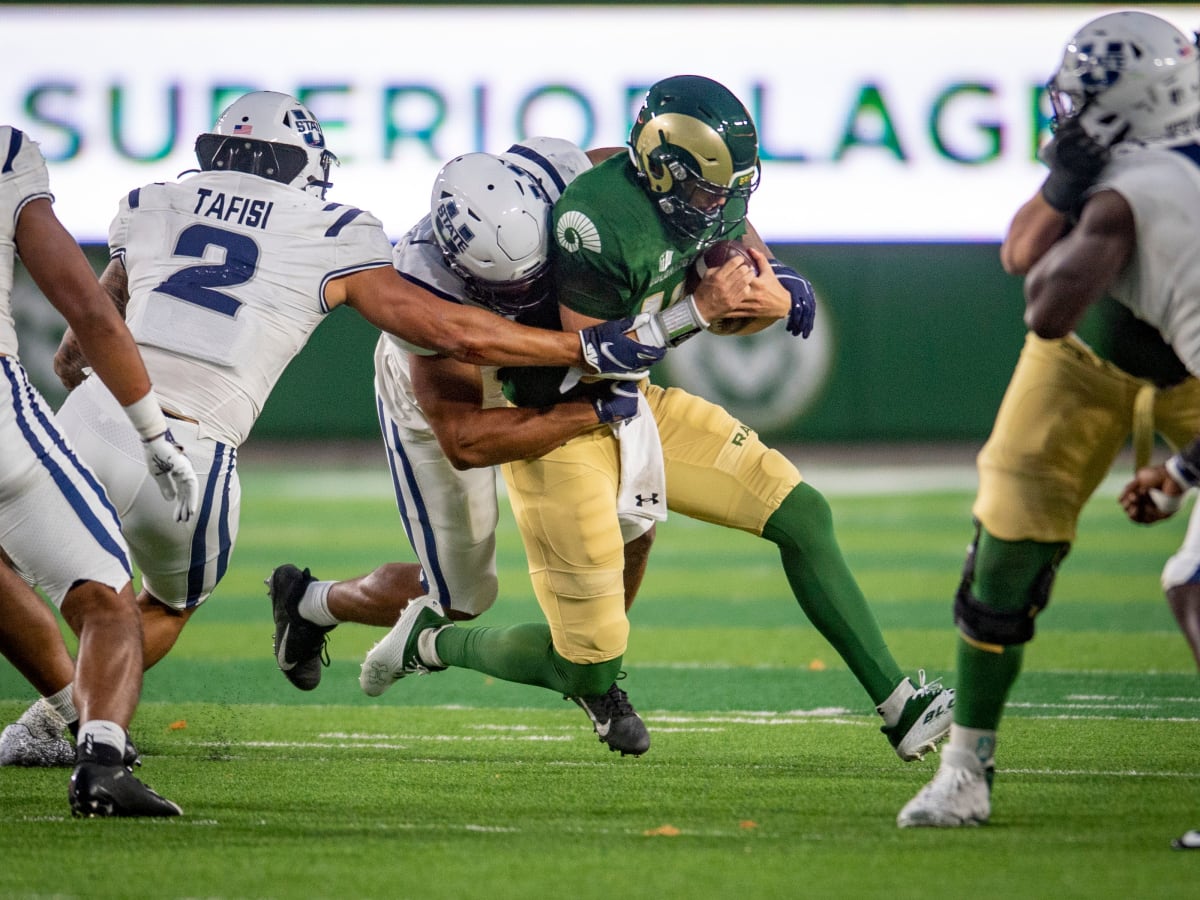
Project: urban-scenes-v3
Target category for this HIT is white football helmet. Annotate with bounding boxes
[500,136,592,204]
[430,152,553,316]
[194,91,338,198]
[1047,11,1200,143]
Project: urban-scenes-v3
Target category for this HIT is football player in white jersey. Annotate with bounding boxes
[0,125,197,815]
[269,138,751,755]
[1030,15,1200,669]
[900,10,1200,829]
[2,93,675,767]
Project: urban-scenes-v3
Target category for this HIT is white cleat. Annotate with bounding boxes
[897,747,992,828]
[360,597,450,697]
[883,671,955,762]
[0,699,75,767]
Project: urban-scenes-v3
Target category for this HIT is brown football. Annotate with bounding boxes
[689,240,758,335]
[694,239,758,280]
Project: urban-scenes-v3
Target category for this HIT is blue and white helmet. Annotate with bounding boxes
[430,151,554,316]
[1048,11,1200,143]
[195,91,338,198]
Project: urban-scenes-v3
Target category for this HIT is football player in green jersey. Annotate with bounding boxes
[361,75,955,763]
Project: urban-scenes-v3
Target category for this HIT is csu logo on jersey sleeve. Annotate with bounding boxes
[556,211,601,254]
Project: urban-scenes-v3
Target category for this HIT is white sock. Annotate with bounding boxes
[945,724,995,771]
[417,626,448,668]
[298,581,339,626]
[44,683,78,727]
[876,677,915,727]
[77,719,126,755]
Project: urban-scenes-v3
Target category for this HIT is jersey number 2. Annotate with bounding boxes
[154,224,257,316]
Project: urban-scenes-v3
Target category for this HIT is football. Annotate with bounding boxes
[694,239,758,280]
[689,240,758,335]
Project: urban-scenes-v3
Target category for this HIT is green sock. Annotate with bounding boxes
[436,622,623,697]
[955,638,1024,730]
[953,531,1065,729]
[763,482,904,704]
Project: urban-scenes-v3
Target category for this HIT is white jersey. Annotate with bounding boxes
[1095,139,1200,376]
[1095,138,1200,597]
[0,127,53,357]
[112,170,394,445]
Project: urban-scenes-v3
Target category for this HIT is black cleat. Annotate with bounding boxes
[569,679,650,757]
[267,565,333,691]
[69,761,182,818]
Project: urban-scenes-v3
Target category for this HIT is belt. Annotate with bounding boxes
[163,407,199,425]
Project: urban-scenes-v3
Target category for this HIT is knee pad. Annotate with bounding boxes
[953,522,1067,646]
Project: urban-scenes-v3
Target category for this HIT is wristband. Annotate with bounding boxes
[654,295,709,346]
[1166,453,1200,490]
[1039,172,1087,215]
[1149,488,1183,514]
[122,392,169,442]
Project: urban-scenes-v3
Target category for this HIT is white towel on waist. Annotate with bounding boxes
[612,390,667,541]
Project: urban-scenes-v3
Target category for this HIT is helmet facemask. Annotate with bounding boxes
[1047,11,1200,144]
[454,265,549,317]
[636,129,758,244]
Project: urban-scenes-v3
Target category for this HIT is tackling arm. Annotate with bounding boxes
[410,354,605,470]
[336,266,663,375]
[1023,190,1135,339]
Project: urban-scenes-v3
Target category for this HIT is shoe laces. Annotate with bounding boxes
[910,668,944,699]
[599,682,636,718]
[923,762,983,801]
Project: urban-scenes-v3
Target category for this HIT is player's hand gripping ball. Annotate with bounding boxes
[690,240,758,335]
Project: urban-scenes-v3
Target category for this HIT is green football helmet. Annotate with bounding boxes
[628,75,760,244]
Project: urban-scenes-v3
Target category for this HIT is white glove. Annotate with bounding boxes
[142,430,200,522]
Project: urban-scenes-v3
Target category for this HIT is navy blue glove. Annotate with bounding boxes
[578,318,666,376]
[770,261,817,339]
[1040,117,1111,215]
[592,381,642,424]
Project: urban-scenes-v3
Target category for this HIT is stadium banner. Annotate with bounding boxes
[4,4,1163,442]
[4,3,1186,243]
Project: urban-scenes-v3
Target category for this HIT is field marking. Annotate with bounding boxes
[257,465,987,500]
[1006,768,1199,779]
[256,462,1150,501]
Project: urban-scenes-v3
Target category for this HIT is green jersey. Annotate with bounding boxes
[552,154,745,320]
[501,155,746,408]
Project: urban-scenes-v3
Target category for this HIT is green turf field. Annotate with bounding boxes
[1,453,1197,899]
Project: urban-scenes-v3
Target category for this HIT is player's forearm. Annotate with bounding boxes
[1001,194,1068,276]
[434,400,598,469]
[441,311,580,369]
[18,200,152,404]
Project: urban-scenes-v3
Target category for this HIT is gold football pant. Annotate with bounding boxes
[974,333,1200,543]
[501,383,800,664]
